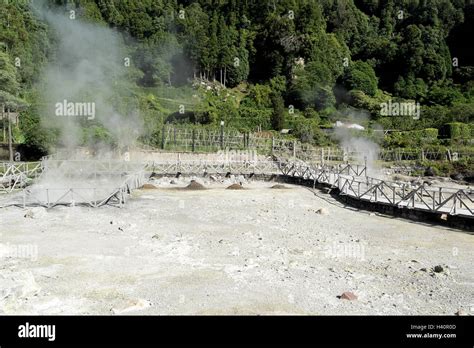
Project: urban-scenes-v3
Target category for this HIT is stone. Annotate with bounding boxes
[23,207,47,219]
[315,208,329,215]
[424,167,436,177]
[433,265,444,273]
[111,299,152,314]
[450,173,464,181]
[24,210,34,219]
[340,292,357,301]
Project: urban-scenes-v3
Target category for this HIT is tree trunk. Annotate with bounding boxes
[1,104,4,144]
[8,108,13,162]
[224,66,227,87]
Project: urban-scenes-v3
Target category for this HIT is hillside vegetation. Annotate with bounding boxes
[0,0,473,164]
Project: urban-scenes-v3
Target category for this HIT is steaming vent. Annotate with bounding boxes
[22,154,146,208]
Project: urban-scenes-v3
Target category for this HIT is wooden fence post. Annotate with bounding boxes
[161,124,165,150]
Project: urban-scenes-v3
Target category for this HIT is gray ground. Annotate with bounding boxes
[1,179,473,315]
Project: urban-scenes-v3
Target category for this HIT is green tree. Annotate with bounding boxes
[270,92,285,131]
[0,51,27,160]
[343,60,378,96]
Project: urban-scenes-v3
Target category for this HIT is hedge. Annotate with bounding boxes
[440,122,471,139]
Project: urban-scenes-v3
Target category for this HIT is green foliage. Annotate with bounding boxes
[442,122,471,139]
[18,92,58,158]
[292,117,329,146]
[238,106,272,131]
[289,32,349,110]
[0,51,19,96]
[348,89,392,117]
[134,35,180,87]
[0,1,51,87]
[82,124,114,147]
[303,107,320,123]
[393,76,428,100]
[384,128,440,148]
[270,92,285,131]
[422,128,440,141]
[0,0,473,154]
[416,158,474,178]
[426,82,464,106]
[343,60,378,96]
[241,84,272,109]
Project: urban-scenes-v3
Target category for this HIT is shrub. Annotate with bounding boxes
[440,122,471,139]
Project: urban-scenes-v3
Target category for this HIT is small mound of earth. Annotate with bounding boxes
[140,183,157,190]
[270,184,288,189]
[227,183,244,190]
[184,180,206,190]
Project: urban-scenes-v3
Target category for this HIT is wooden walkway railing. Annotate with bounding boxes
[0,162,42,193]
[1,156,472,217]
[278,158,473,218]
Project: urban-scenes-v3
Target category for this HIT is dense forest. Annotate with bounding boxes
[0,0,473,159]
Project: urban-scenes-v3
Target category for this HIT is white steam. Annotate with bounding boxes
[333,109,382,177]
[28,2,145,203]
[33,1,143,152]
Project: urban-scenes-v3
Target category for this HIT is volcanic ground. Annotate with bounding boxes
[0,177,473,315]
